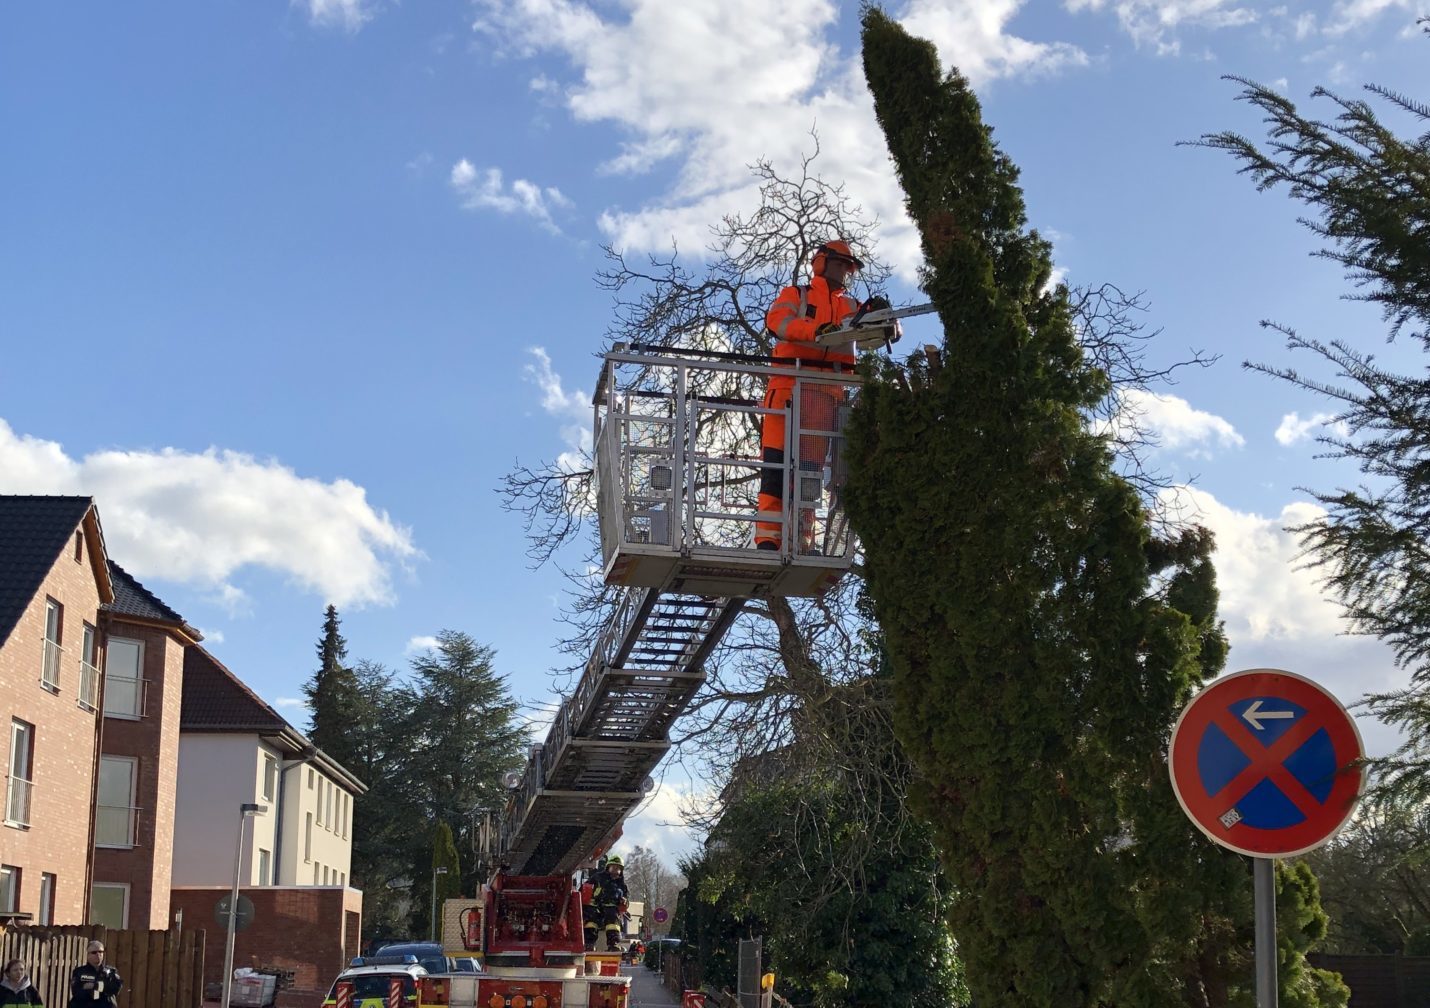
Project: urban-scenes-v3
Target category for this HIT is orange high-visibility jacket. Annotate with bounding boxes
[765,275,859,372]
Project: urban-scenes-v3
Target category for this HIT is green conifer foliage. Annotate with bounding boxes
[845,10,1325,1005]
[303,605,365,772]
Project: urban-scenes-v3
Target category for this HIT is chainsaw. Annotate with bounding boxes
[814,301,938,351]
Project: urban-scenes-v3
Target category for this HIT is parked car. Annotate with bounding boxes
[372,942,482,975]
[322,957,425,1007]
[643,938,681,971]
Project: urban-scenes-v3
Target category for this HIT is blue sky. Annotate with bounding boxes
[2,0,1427,864]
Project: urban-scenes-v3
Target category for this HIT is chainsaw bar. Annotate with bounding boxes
[814,302,938,349]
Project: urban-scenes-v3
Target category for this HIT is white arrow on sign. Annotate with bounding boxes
[1242,699,1296,731]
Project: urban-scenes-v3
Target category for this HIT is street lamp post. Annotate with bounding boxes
[221,802,267,1008]
[430,866,449,942]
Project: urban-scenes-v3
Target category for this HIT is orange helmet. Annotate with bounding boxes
[811,239,864,276]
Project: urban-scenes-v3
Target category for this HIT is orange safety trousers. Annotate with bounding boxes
[755,375,842,550]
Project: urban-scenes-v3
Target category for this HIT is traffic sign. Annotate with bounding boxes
[215,893,255,932]
[1170,668,1365,857]
[653,907,668,924]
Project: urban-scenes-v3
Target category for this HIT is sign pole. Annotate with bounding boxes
[1254,858,1278,1008]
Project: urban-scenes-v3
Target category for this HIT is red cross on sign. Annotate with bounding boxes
[1169,668,1365,857]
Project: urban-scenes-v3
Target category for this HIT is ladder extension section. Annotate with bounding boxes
[497,587,743,875]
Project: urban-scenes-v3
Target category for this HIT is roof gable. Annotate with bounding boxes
[0,495,110,647]
[181,645,289,732]
[180,644,369,794]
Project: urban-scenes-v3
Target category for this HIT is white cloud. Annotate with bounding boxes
[470,0,1088,276]
[1066,0,1260,51]
[1164,486,1405,756]
[0,418,419,609]
[406,635,440,653]
[275,696,311,711]
[199,628,226,644]
[901,0,1090,83]
[1274,410,1348,445]
[449,160,573,234]
[620,779,707,867]
[300,0,376,33]
[1169,488,1340,642]
[1323,0,1428,34]
[1105,389,1244,457]
[524,347,592,471]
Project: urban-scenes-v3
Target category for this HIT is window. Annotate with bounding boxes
[307,767,314,789]
[262,753,277,802]
[96,756,138,847]
[328,781,336,829]
[41,598,63,690]
[6,719,35,827]
[74,530,83,562]
[323,865,330,885]
[38,873,55,925]
[312,863,319,885]
[305,812,313,862]
[78,623,100,711]
[257,848,271,885]
[90,883,128,928]
[340,792,348,838]
[103,638,145,718]
[339,872,345,887]
[316,779,324,826]
[0,865,18,912]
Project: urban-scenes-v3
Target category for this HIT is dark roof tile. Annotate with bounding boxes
[104,561,199,639]
[181,645,289,731]
[0,495,96,647]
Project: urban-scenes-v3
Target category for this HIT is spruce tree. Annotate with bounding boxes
[303,605,364,773]
[846,10,1338,1005]
[1194,53,1430,801]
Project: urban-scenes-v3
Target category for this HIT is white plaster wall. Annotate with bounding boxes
[171,734,278,886]
[278,763,355,885]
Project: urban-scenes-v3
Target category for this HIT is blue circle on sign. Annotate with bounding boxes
[1196,696,1337,829]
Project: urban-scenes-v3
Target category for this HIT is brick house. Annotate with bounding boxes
[0,495,114,924]
[90,562,202,929]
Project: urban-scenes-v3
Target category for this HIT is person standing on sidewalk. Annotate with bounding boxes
[67,942,121,1008]
[0,959,43,1005]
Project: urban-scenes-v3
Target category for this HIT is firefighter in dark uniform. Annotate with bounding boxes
[584,855,629,952]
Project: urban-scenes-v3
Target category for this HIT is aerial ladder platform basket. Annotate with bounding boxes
[593,343,858,598]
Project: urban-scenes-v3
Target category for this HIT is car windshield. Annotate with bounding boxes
[376,945,446,974]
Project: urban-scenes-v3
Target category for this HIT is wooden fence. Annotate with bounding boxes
[0,923,206,1008]
[1308,953,1430,1008]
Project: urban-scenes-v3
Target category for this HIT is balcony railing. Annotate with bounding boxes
[102,673,148,719]
[95,804,140,847]
[78,660,101,711]
[4,776,33,827]
[41,638,62,690]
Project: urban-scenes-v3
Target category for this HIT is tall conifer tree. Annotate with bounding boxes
[303,605,364,773]
[846,10,1342,1006]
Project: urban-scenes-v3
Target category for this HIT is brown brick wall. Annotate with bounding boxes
[0,527,105,925]
[93,619,186,929]
[171,886,362,1003]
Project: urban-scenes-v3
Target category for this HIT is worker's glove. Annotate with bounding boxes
[860,295,892,314]
[814,322,842,337]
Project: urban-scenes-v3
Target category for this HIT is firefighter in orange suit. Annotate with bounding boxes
[755,240,863,552]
